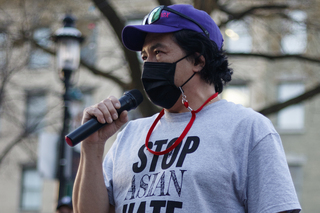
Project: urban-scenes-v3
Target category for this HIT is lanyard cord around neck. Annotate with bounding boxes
[145,92,218,155]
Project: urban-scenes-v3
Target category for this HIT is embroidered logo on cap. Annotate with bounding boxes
[161,12,171,18]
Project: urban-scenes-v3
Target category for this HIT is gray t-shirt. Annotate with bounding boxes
[103,100,301,213]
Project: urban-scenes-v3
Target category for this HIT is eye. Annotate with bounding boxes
[154,50,161,55]
[141,52,148,61]
[141,55,147,61]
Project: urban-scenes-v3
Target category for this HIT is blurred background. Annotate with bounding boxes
[0,0,319,212]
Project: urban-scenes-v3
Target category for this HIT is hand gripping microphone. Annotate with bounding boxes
[65,89,143,147]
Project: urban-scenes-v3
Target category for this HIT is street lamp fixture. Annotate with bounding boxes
[52,14,84,199]
[53,14,84,80]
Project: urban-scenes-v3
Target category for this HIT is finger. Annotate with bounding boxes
[83,106,106,124]
[107,96,121,121]
[108,96,121,109]
[97,100,114,124]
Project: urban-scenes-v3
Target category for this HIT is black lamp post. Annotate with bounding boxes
[53,14,84,199]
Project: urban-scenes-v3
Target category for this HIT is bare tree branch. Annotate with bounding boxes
[32,27,320,120]
[92,0,160,116]
[0,104,60,165]
[259,83,320,116]
[157,0,172,6]
[32,1,320,119]
[219,4,288,27]
[0,131,28,165]
[0,37,31,108]
[226,52,320,64]
[91,0,140,85]
[30,39,129,90]
[194,0,218,14]
[80,60,130,90]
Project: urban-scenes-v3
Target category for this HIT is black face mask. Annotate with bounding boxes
[142,54,195,109]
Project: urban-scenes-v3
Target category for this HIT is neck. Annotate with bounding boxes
[167,79,219,113]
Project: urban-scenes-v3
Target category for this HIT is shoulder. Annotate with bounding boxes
[206,100,278,142]
[206,99,272,125]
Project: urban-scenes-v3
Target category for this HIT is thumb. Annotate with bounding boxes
[114,110,129,129]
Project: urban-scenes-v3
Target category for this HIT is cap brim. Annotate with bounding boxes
[122,24,182,51]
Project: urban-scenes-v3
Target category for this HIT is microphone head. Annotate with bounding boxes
[125,89,143,106]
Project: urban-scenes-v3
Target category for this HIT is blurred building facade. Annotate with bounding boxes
[0,0,319,212]
[0,0,126,212]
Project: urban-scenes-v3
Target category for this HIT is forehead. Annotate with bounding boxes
[142,33,177,51]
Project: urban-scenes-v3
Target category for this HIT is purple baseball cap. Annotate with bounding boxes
[122,4,224,51]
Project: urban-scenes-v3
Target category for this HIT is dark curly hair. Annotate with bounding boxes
[172,30,233,93]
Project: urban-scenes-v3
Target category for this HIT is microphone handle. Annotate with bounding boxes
[65,96,135,147]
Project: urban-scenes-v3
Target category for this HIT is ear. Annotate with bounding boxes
[193,54,205,73]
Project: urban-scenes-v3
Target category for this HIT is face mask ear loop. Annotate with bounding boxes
[179,72,197,111]
[179,87,193,111]
[174,53,192,64]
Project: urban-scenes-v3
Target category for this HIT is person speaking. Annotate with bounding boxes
[73,4,301,213]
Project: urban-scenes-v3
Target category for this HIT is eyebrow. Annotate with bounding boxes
[141,42,167,55]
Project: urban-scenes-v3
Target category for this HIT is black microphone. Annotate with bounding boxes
[65,89,143,147]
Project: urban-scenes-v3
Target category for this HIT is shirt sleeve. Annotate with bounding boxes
[245,133,301,213]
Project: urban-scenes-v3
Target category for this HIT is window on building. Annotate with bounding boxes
[28,28,51,69]
[225,20,252,53]
[288,164,303,198]
[20,166,43,211]
[222,84,250,107]
[281,10,307,54]
[277,82,305,130]
[287,155,305,198]
[25,92,47,133]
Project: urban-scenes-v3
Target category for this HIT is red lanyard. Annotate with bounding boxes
[145,92,218,155]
